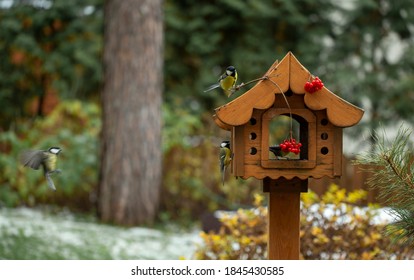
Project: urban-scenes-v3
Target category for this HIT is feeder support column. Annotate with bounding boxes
[263,177,308,260]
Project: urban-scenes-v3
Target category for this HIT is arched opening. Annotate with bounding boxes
[261,108,316,169]
[268,115,302,160]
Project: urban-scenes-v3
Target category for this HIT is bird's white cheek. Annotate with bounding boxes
[50,148,60,154]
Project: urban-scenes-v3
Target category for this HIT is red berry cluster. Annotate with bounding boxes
[280,138,302,155]
[304,76,324,93]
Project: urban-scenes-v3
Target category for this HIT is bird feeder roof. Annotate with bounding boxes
[213,52,364,129]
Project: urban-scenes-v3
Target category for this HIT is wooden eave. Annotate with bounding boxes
[214,52,364,130]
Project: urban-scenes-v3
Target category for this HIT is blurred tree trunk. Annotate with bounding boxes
[99,0,163,225]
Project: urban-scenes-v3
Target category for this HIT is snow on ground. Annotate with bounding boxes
[0,205,397,260]
[306,203,395,225]
[0,207,201,260]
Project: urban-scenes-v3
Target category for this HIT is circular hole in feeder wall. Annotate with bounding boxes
[321,132,328,140]
[250,132,257,140]
[321,118,328,126]
[250,118,257,125]
[249,147,257,155]
[321,147,329,155]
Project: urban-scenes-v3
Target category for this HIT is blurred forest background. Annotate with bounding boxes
[0,0,414,230]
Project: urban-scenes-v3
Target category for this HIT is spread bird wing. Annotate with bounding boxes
[219,149,226,172]
[219,149,228,186]
[19,150,45,170]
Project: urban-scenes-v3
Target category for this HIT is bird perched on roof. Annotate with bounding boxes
[20,147,62,191]
[204,66,238,97]
[219,140,232,186]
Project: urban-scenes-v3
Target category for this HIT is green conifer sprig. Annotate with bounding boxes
[356,125,414,247]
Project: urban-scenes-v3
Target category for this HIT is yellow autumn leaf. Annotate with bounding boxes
[313,234,329,244]
[346,189,367,204]
[356,229,365,237]
[361,251,372,260]
[253,193,264,206]
[211,234,221,242]
[332,235,343,243]
[302,191,319,206]
[240,236,251,245]
[370,232,382,241]
[335,189,346,204]
[311,226,323,236]
[363,236,372,246]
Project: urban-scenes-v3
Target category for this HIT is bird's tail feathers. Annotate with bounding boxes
[45,173,56,191]
[204,83,220,92]
[221,166,226,186]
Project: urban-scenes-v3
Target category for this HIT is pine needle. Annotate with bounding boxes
[355,124,414,247]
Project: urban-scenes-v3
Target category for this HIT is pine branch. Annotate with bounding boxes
[382,153,414,191]
[355,125,414,247]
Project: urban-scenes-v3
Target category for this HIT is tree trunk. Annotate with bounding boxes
[99,0,163,225]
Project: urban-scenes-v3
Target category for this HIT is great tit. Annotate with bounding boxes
[205,66,238,97]
[219,141,232,186]
[20,147,62,191]
[269,145,299,160]
[269,145,282,158]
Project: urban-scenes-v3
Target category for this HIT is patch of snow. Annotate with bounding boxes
[0,207,200,260]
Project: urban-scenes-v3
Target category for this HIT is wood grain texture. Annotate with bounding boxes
[213,52,364,128]
[304,87,364,127]
[267,190,301,259]
[233,126,245,177]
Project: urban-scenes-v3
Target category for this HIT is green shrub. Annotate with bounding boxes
[161,140,261,223]
[0,100,100,210]
[195,184,414,259]
[160,107,261,223]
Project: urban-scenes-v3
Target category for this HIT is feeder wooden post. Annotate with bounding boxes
[268,191,300,259]
[263,177,307,260]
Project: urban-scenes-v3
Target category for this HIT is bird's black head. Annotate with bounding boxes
[48,147,62,155]
[226,66,236,76]
[220,141,230,149]
[269,145,283,157]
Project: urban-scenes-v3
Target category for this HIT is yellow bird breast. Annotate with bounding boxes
[220,76,236,91]
[44,153,57,171]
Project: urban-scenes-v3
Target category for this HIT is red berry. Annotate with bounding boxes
[304,82,314,92]
[279,137,302,155]
[305,76,324,93]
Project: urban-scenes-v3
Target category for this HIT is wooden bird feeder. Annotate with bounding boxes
[212,52,364,259]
